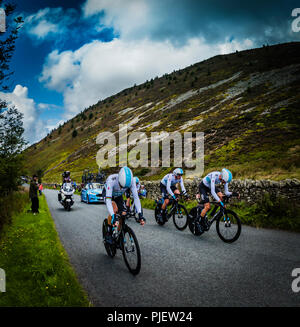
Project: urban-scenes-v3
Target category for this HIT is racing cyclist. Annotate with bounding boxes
[196,168,239,226]
[103,167,145,242]
[158,168,188,220]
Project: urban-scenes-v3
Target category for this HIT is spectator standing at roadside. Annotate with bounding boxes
[29,175,39,215]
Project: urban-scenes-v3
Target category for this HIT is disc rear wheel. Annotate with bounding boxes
[155,205,165,225]
[188,207,204,236]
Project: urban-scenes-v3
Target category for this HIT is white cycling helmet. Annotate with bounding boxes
[134,176,139,184]
[221,168,232,183]
[119,166,133,188]
[173,168,184,176]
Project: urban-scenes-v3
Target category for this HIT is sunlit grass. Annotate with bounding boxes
[0,194,91,307]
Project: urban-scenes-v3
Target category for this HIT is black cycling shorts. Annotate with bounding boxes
[103,188,127,214]
[199,181,220,203]
[160,183,177,199]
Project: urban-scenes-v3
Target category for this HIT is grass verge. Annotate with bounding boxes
[0,193,91,306]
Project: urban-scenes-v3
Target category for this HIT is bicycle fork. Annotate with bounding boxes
[222,211,231,227]
[123,234,135,253]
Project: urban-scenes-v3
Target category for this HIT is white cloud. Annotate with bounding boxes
[40,37,224,117]
[0,85,62,144]
[24,7,76,40]
[40,36,256,118]
[83,0,149,39]
[218,38,254,54]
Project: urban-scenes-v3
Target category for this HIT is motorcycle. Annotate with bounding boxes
[58,182,75,211]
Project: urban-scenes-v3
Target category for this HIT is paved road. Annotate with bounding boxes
[44,189,300,307]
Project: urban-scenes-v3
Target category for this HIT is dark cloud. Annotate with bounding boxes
[121,0,300,46]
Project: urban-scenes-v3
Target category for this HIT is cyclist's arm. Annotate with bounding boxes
[130,182,142,214]
[210,177,221,202]
[224,183,232,197]
[105,183,115,217]
[179,177,187,195]
[166,175,175,198]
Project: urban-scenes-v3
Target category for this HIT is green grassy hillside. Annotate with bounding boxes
[24,42,300,183]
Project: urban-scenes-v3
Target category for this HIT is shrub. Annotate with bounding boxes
[72,130,78,138]
[231,193,300,232]
[0,191,29,232]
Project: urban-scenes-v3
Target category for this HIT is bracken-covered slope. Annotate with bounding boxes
[24,42,300,183]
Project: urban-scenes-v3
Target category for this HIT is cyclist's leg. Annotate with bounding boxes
[160,183,169,210]
[107,200,118,225]
[199,183,210,217]
[216,188,223,202]
[114,195,127,230]
[105,199,118,242]
[125,190,131,212]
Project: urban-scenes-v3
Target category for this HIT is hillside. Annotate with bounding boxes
[23,42,300,183]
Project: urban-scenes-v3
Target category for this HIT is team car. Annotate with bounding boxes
[81,182,105,204]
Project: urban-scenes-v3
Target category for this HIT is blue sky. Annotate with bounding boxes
[1,0,299,144]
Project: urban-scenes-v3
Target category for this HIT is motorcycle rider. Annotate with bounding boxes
[62,171,71,184]
[58,171,73,202]
[103,167,145,242]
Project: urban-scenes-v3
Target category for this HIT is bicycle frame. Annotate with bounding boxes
[195,201,226,228]
[111,214,125,242]
[166,194,187,216]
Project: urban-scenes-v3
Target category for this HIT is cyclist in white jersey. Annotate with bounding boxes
[158,168,188,219]
[196,168,239,221]
[103,167,145,242]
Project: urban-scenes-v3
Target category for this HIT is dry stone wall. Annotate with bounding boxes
[143,178,300,204]
[44,178,300,204]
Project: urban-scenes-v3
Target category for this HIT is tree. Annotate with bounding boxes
[0,2,24,196]
[0,106,26,195]
[72,129,78,138]
[0,1,23,90]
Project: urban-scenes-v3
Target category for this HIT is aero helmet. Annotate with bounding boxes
[173,168,184,176]
[221,168,232,183]
[119,166,133,188]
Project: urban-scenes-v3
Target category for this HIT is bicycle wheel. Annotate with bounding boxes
[216,209,241,243]
[121,225,141,275]
[102,219,116,257]
[155,205,165,225]
[172,204,189,231]
[188,207,204,236]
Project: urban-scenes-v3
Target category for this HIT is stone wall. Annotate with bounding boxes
[143,178,300,204]
[43,178,300,204]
